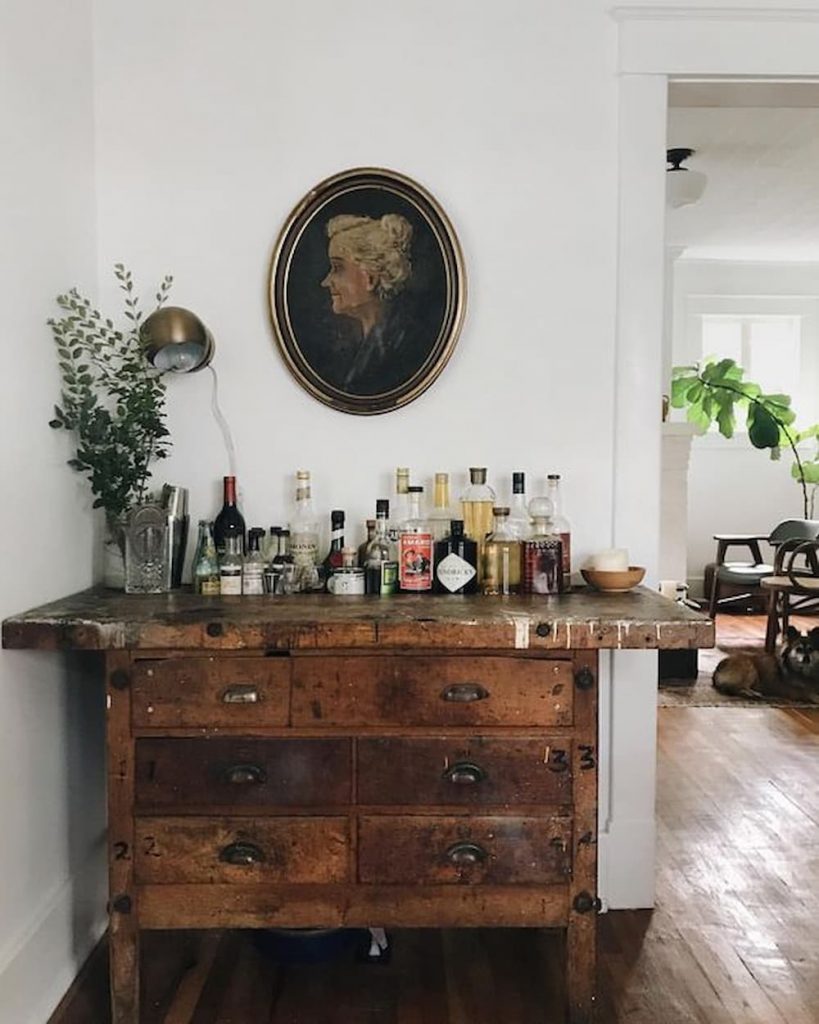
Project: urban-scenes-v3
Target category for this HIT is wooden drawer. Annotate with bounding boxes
[292,656,572,727]
[135,737,351,810]
[357,737,573,806]
[134,816,349,884]
[357,815,572,885]
[131,657,290,728]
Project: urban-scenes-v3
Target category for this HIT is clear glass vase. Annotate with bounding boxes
[103,512,127,590]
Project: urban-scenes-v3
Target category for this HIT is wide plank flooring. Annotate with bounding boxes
[50,706,819,1024]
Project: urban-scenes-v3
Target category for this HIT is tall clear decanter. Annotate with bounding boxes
[482,507,522,596]
[460,467,495,581]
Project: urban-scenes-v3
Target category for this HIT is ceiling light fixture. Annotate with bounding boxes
[666,147,707,209]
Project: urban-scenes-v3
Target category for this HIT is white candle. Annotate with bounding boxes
[592,548,629,571]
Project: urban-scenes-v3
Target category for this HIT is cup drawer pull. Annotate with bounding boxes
[221,684,259,704]
[222,763,267,785]
[445,841,487,867]
[219,841,265,866]
[440,683,489,703]
[442,761,486,786]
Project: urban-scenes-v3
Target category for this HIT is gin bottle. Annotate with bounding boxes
[507,472,530,540]
[460,467,495,581]
[193,520,220,595]
[289,470,320,590]
[242,528,266,595]
[482,507,522,596]
[546,474,571,577]
[429,472,457,542]
[364,499,398,595]
[433,520,478,594]
[399,486,433,592]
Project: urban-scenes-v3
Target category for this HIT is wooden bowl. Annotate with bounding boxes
[580,566,645,593]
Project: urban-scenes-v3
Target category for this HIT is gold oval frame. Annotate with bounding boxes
[268,167,466,415]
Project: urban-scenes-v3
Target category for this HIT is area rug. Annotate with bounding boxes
[658,639,819,708]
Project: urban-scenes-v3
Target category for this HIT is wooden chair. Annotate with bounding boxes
[761,539,819,652]
[707,520,819,620]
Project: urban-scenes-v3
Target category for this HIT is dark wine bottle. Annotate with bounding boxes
[213,476,246,557]
[321,510,345,586]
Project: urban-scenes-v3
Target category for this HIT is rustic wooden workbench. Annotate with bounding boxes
[2,587,712,1024]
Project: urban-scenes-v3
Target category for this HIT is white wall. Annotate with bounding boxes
[670,259,819,591]
[0,2,107,1022]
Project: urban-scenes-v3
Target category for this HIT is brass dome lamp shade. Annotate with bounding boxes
[140,306,215,373]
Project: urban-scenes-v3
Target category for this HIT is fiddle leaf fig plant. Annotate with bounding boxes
[671,358,812,519]
[47,264,173,519]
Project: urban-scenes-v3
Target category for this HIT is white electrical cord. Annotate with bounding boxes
[208,365,237,477]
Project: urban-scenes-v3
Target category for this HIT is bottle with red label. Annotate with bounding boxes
[398,485,433,592]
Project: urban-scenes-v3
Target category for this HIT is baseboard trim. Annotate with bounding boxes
[0,849,107,1024]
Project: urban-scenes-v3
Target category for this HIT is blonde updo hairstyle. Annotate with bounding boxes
[326,213,413,300]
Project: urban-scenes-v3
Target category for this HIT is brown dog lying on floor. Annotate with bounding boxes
[712,626,819,703]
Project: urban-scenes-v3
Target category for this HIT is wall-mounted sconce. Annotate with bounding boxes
[140,306,215,373]
[666,148,707,209]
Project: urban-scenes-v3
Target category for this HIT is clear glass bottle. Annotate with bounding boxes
[460,467,495,581]
[358,519,376,568]
[219,534,243,595]
[507,471,530,540]
[273,529,292,566]
[482,507,522,596]
[265,526,282,564]
[213,475,246,557]
[289,470,320,591]
[433,519,478,594]
[193,520,220,595]
[242,528,266,595]
[429,472,457,542]
[523,497,563,595]
[546,474,571,578]
[365,499,399,595]
[388,467,410,544]
[399,486,433,592]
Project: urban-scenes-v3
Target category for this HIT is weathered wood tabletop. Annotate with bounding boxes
[1,586,714,652]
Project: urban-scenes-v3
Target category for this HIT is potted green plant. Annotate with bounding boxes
[671,358,816,518]
[48,264,173,586]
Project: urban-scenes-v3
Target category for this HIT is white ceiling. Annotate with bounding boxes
[667,84,819,261]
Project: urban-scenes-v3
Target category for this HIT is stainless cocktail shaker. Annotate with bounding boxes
[161,484,189,588]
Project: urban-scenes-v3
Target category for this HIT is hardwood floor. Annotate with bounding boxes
[50,620,819,1022]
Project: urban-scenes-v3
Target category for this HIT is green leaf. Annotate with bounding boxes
[748,405,780,449]
[795,461,819,484]
[716,406,735,439]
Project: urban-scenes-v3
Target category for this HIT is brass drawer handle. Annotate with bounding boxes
[446,841,487,867]
[222,763,267,785]
[219,841,265,866]
[440,683,489,703]
[443,761,486,786]
[221,684,259,704]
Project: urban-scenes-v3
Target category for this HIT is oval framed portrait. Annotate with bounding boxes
[269,167,466,415]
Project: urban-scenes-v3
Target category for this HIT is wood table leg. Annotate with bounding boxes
[106,652,140,1023]
[764,589,780,653]
[565,650,599,1022]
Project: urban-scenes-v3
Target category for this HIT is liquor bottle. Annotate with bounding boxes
[507,472,530,540]
[242,528,266,595]
[482,507,523,596]
[265,526,282,563]
[219,534,243,595]
[433,520,478,594]
[322,510,346,584]
[523,497,563,595]
[358,520,376,568]
[193,520,220,595]
[273,529,292,566]
[460,467,495,580]
[388,467,410,544]
[399,486,433,592]
[289,470,320,590]
[546,474,572,578]
[429,472,457,542]
[213,475,246,557]
[364,500,398,595]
